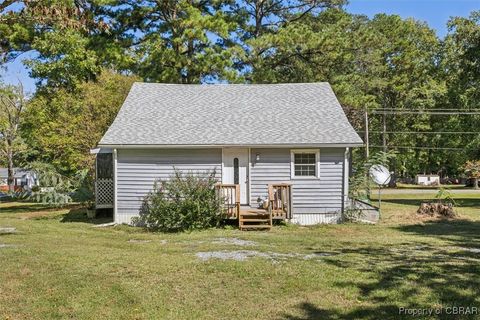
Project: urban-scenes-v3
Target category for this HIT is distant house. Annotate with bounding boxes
[0,168,38,192]
[415,174,440,186]
[93,83,363,226]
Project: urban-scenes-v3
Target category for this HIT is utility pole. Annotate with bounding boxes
[365,108,369,158]
[382,110,387,153]
[365,108,370,199]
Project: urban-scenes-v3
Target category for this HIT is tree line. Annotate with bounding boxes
[1,0,479,186]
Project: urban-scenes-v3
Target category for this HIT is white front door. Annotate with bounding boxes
[222,148,249,204]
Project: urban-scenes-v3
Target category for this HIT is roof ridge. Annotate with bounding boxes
[132,82,330,86]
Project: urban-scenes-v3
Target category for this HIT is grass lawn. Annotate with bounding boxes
[1,192,480,319]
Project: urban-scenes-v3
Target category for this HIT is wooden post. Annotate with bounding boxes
[235,184,240,220]
[287,185,292,219]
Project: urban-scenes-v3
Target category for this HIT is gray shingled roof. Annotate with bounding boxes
[99,83,363,146]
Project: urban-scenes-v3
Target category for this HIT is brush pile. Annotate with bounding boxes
[417,202,455,217]
[417,188,456,218]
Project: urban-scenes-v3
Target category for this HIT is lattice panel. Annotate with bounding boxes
[96,178,114,207]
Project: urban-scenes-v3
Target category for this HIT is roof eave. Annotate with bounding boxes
[97,143,365,149]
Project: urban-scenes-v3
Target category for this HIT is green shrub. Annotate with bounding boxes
[28,162,75,207]
[343,207,365,223]
[349,151,397,200]
[27,162,94,208]
[133,170,223,232]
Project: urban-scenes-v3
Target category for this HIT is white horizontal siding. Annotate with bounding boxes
[114,147,345,225]
[116,149,222,223]
[250,148,344,220]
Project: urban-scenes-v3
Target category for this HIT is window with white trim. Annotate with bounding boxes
[291,149,320,178]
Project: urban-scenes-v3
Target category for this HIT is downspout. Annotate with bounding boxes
[113,148,118,223]
[342,148,350,215]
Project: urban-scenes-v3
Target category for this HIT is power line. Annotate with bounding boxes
[359,131,480,134]
[370,145,472,150]
[375,108,480,111]
[363,109,480,156]
[371,111,480,115]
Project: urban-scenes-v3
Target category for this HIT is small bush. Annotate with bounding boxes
[133,170,223,232]
[343,207,365,223]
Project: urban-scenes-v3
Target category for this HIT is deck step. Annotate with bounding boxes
[240,214,270,218]
[240,211,269,215]
[240,215,270,218]
[240,219,270,222]
[240,225,272,230]
[238,208,272,231]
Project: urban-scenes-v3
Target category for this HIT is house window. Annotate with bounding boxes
[291,149,320,178]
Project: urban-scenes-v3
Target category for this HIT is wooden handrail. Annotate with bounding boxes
[215,183,240,219]
[268,183,292,219]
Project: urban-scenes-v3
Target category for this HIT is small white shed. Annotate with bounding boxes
[415,174,440,186]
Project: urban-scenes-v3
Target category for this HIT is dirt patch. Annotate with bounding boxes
[127,239,167,244]
[195,250,335,262]
[211,238,257,246]
[0,243,18,248]
[459,247,480,254]
[128,239,152,243]
[0,227,16,234]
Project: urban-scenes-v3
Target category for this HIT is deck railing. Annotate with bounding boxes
[268,183,292,219]
[215,183,240,218]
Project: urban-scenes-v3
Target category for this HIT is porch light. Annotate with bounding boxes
[255,153,260,161]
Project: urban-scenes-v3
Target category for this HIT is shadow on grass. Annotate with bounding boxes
[282,302,402,320]
[380,198,480,209]
[0,202,62,215]
[282,220,480,319]
[60,208,113,225]
[398,219,480,247]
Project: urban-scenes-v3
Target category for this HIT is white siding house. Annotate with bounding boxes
[415,174,440,186]
[96,83,363,225]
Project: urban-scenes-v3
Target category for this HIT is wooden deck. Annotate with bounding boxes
[216,183,292,231]
[239,208,272,230]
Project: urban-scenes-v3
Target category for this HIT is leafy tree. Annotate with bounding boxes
[359,15,443,179]
[0,83,28,192]
[22,70,138,173]
[0,1,34,65]
[462,160,480,190]
[102,0,238,83]
[249,10,445,179]
[247,8,357,83]
[2,1,480,183]
[230,0,345,39]
[1,0,121,90]
[438,12,480,168]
